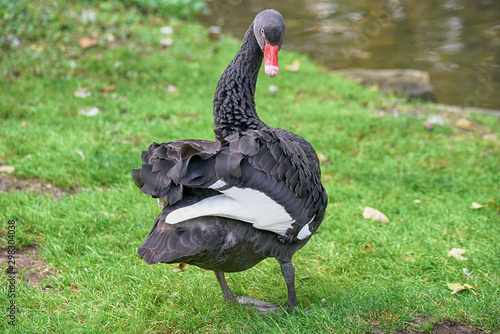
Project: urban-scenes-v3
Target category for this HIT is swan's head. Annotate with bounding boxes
[253,9,285,78]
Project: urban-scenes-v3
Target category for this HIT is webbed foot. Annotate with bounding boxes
[236,296,281,314]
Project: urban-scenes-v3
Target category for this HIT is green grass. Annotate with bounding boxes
[1,1,500,333]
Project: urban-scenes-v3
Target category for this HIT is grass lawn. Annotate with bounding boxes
[1,1,499,333]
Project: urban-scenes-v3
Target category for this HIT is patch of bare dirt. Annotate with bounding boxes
[430,320,486,334]
[3,245,53,285]
[370,320,486,334]
[0,173,79,198]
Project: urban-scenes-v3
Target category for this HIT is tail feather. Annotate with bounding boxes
[137,205,211,265]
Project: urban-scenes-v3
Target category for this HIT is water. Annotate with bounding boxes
[199,0,500,110]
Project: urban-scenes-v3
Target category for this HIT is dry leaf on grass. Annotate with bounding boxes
[447,283,465,295]
[208,26,222,41]
[447,282,477,295]
[173,262,188,272]
[285,59,301,72]
[160,26,174,35]
[167,84,177,94]
[268,85,278,94]
[79,107,100,116]
[160,38,174,47]
[74,149,85,160]
[427,115,445,125]
[454,118,475,131]
[488,199,500,210]
[79,37,98,49]
[463,268,474,278]
[317,152,331,165]
[471,202,486,209]
[447,248,467,260]
[463,283,478,295]
[74,88,91,98]
[0,165,16,174]
[362,207,389,223]
[102,84,117,94]
[364,243,375,253]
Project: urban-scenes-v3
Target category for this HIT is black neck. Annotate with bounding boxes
[213,24,266,137]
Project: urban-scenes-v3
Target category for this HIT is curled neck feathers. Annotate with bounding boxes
[213,24,267,138]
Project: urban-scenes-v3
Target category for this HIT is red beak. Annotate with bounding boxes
[264,41,280,78]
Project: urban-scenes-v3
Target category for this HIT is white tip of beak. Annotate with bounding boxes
[265,65,279,78]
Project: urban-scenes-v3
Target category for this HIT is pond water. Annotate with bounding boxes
[199,0,500,110]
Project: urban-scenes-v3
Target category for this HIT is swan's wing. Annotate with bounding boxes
[132,139,221,204]
[132,130,327,242]
[213,129,327,241]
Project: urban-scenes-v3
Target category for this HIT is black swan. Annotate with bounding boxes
[132,9,327,312]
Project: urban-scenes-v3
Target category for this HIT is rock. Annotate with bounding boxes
[334,68,436,102]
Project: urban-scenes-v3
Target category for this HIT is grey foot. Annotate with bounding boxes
[236,296,281,314]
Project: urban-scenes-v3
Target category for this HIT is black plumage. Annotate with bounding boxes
[133,9,327,312]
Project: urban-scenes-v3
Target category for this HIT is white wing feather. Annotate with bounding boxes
[165,180,296,235]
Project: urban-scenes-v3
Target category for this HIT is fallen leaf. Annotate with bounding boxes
[463,268,474,278]
[424,122,434,131]
[447,282,465,295]
[363,206,389,223]
[471,202,486,209]
[285,59,301,72]
[0,165,16,174]
[81,9,96,22]
[79,107,100,116]
[160,26,174,35]
[74,149,85,160]
[482,133,498,141]
[160,38,174,47]
[317,152,331,165]
[79,37,98,49]
[105,33,116,43]
[364,243,375,253]
[167,84,177,94]
[101,84,117,93]
[427,114,445,125]
[173,262,188,272]
[463,283,478,295]
[454,118,475,131]
[447,248,467,260]
[74,87,91,98]
[208,25,222,41]
[268,85,278,94]
[488,199,500,210]
[300,276,310,280]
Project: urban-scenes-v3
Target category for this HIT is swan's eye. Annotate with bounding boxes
[261,28,265,36]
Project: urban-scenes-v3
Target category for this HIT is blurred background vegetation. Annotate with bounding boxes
[3,0,500,109]
[0,0,207,46]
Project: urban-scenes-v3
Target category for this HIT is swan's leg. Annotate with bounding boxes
[280,262,298,310]
[214,271,280,314]
[214,271,237,303]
